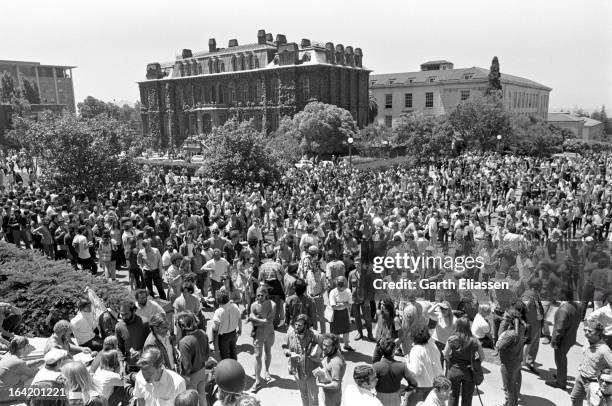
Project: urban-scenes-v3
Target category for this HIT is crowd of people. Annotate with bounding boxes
[1,149,612,406]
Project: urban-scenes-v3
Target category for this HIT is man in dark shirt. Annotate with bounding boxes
[547,288,581,389]
[116,299,150,373]
[285,279,315,329]
[176,311,211,406]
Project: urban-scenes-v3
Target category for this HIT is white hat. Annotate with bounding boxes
[44,348,67,365]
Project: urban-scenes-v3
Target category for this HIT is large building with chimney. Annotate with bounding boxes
[138,29,370,149]
[370,60,551,128]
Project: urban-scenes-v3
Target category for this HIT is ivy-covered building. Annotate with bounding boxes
[138,29,370,149]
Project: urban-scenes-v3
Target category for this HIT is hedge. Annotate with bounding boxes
[0,242,130,337]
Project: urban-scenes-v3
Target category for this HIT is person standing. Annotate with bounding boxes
[587,289,612,350]
[211,289,242,360]
[144,313,178,372]
[443,316,484,406]
[547,288,581,389]
[285,279,316,329]
[258,249,285,327]
[248,286,276,393]
[570,320,612,405]
[306,258,328,334]
[116,299,150,373]
[348,261,374,342]
[135,289,166,324]
[282,314,322,406]
[202,249,231,307]
[176,312,211,406]
[495,309,527,406]
[138,238,167,300]
[70,297,103,351]
[317,333,347,406]
[373,337,417,406]
[73,225,97,275]
[328,276,354,352]
[521,278,544,373]
[133,348,186,406]
[406,325,444,405]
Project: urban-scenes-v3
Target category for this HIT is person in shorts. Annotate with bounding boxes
[248,286,276,393]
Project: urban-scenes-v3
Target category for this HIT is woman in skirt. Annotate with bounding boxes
[328,276,354,351]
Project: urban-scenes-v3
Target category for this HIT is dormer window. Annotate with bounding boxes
[388,79,396,85]
[463,73,474,80]
[428,76,437,83]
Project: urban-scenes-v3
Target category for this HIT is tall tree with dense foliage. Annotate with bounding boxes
[368,92,378,124]
[78,95,120,119]
[506,115,564,156]
[486,56,502,96]
[449,95,512,150]
[8,112,140,196]
[0,71,17,104]
[200,118,281,185]
[392,113,454,159]
[279,101,358,156]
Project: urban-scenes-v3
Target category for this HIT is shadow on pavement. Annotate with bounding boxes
[342,350,372,363]
[519,394,559,406]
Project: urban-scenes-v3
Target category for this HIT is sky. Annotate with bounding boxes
[2,0,611,111]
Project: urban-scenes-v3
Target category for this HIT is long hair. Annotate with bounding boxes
[450,316,473,349]
[61,361,100,395]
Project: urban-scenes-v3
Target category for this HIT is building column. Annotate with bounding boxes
[52,68,59,104]
[197,112,202,134]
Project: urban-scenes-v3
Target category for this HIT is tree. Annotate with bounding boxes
[22,79,41,104]
[592,105,612,135]
[368,92,378,124]
[267,116,303,167]
[78,95,120,119]
[8,112,140,197]
[391,113,454,159]
[449,95,512,150]
[282,101,358,156]
[199,118,281,185]
[0,71,17,103]
[486,56,502,96]
[506,115,563,156]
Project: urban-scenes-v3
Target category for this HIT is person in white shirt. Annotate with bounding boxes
[202,249,231,305]
[420,375,452,406]
[587,291,612,349]
[134,347,186,406]
[471,304,493,348]
[92,349,124,400]
[70,297,102,351]
[212,289,242,360]
[342,364,383,406]
[31,349,67,384]
[134,289,166,323]
[406,325,444,403]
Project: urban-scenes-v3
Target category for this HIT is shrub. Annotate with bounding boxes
[0,242,130,337]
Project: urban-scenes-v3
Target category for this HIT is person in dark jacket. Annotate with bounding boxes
[496,309,527,406]
[177,311,211,406]
[115,299,150,373]
[547,287,581,389]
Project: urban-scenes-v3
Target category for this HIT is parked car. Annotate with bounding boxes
[320,160,334,168]
[191,155,205,162]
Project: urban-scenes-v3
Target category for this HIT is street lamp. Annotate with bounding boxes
[382,140,389,158]
[496,134,502,154]
[348,137,354,166]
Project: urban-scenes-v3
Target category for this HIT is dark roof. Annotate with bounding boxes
[421,60,453,65]
[191,43,277,59]
[547,113,583,122]
[370,66,550,90]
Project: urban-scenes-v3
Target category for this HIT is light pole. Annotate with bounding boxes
[348,137,354,166]
[496,134,502,154]
[382,140,389,158]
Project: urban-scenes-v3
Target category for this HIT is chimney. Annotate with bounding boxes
[354,48,363,68]
[325,42,335,64]
[181,49,192,59]
[300,38,311,48]
[228,39,238,47]
[335,44,345,65]
[265,33,273,42]
[275,34,287,45]
[345,46,354,66]
[146,63,163,80]
[208,38,216,52]
[257,29,266,45]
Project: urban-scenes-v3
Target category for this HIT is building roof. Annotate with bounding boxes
[370,66,550,90]
[0,59,76,69]
[191,42,278,59]
[547,113,585,123]
[582,117,603,127]
[421,60,453,65]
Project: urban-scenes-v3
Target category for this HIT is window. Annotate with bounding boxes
[242,84,249,103]
[404,93,412,108]
[302,77,310,100]
[460,90,470,101]
[385,94,392,109]
[428,76,437,83]
[463,73,473,80]
[385,115,393,128]
[271,78,280,103]
[425,92,434,108]
[388,79,395,85]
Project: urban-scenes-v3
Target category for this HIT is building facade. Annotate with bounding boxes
[370,60,551,128]
[138,29,370,149]
[547,113,605,141]
[0,60,76,112]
